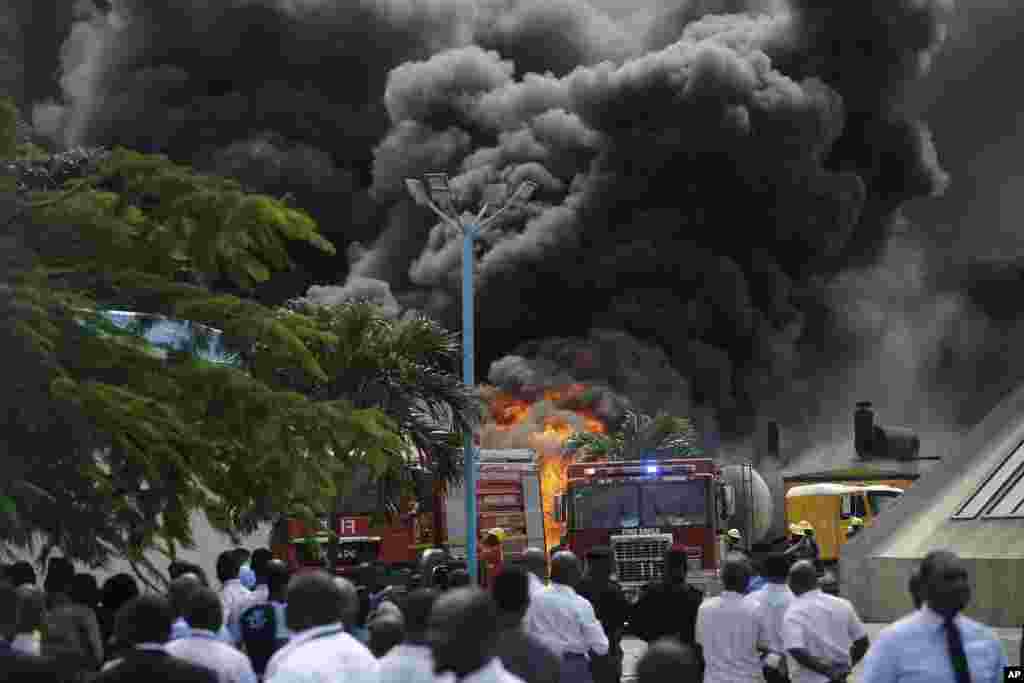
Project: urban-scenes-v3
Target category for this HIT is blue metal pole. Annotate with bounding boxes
[462,223,478,584]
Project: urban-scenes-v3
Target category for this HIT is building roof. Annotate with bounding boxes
[786,483,863,497]
[784,467,921,483]
[841,381,1024,626]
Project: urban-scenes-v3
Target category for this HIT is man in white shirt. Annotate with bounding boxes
[526,551,608,683]
[522,548,548,597]
[166,586,258,683]
[216,551,251,644]
[747,553,796,683]
[695,558,764,683]
[782,561,869,683]
[379,588,440,683]
[264,571,378,683]
[860,550,1007,683]
[427,586,526,683]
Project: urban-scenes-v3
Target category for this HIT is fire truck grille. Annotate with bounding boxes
[610,534,674,585]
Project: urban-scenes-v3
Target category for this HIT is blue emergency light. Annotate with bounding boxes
[646,464,659,474]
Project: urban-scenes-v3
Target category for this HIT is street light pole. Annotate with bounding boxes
[405,175,536,584]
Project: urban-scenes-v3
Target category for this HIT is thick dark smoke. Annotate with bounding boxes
[34,0,973,443]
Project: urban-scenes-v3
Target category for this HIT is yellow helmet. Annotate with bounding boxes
[849,516,864,527]
[789,523,802,535]
[727,528,742,540]
[798,520,814,533]
[485,527,506,542]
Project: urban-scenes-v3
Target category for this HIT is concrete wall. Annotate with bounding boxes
[843,556,1024,627]
[842,382,1024,627]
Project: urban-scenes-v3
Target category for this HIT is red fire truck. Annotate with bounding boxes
[554,458,729,601]
[271,449,547,579]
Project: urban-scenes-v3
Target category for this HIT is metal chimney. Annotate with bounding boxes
[855,401,874,458]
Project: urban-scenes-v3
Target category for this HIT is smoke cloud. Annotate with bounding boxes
[32,0,990,445]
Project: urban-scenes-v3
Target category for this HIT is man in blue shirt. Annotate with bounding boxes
[860,550,1007,683]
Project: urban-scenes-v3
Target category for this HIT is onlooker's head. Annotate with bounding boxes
[368,614,405,657]
[167,574,202,620]
[760,553,790,583]
[70,573,100,609]
[8,561,36,587]
[820,571,839,596]
[521,548,547,581]
[636,639,700,683]
[663,547,688,583]
[428,587,500,678]
[251,548,273,585]
[403,588,439,643]
[720,558,752,594]
[216,551,242,584]
[333,577,360,627]
[266,560,291,601]
[183,587,224,633]
[492,567,530,626]
[114,595,174,646]
[918,550,969,618]
[15,585,47,634]
[0,580,18,639]
[44,557,75,596]
[284,571,345,633]
[908,568,923,609]
[168,561,191,580]
[181,563,209,587]
[585,547,614,581]
[787,560,819,596]
[550,551,582,587]
[101,573,140,613]
[447,569,470,589]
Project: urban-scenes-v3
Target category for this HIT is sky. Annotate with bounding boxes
[5,0,1022,450]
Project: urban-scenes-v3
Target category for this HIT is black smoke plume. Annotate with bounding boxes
[36,0,970,441]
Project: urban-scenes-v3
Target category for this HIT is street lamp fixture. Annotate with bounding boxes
[405,172,537,584]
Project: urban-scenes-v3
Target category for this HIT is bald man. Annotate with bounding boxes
[521,548,548,597]
[526,552,608,683]
[782,561,868,683]
[428,587,524,683]
[263,571,378,683]
[635,640,701,683]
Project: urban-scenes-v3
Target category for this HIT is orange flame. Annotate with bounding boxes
[483,385,606,551]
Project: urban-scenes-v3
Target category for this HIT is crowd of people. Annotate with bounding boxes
[0,544,1012,683]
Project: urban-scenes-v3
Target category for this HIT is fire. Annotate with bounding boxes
[482,384,606,551]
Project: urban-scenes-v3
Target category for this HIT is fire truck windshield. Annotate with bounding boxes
[570,480,707,529]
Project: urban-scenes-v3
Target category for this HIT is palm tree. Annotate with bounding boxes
[268,299,482,545]
[564,410,703,462]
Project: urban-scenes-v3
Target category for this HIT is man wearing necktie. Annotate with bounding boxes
[860,550,1007,683]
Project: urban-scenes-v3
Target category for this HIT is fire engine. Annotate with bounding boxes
[554,457,730,601]
[271,449,547,580]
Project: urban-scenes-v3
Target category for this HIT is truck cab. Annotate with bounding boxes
[554,458,725,601]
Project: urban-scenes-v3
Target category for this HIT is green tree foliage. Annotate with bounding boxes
[264,300,482,521]
[0,98,408,573]
[564,410,703,462]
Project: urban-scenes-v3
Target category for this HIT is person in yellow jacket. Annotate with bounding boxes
[846,516,864,540]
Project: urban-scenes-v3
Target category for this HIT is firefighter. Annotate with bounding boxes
[577,547,630,683]
[783,521,818,565]
[479,528,505,587]
[786,523,803,548]
[846,516,864,540]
